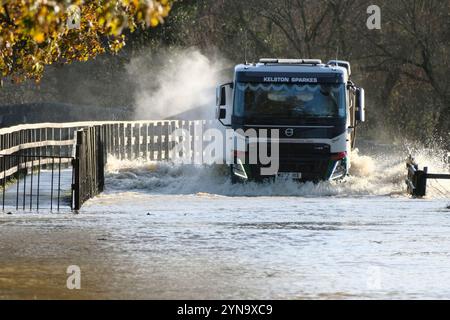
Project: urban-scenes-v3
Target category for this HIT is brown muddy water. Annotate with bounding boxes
[1,149,449,299]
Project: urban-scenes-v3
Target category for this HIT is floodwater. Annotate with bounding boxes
[0,145,449,299]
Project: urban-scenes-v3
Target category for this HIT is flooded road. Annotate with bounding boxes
[1,148,449,299]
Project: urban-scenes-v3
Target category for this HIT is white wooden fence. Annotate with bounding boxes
[0,120,217,210]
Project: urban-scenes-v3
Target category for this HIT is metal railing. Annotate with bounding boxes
[0,154,74,211]
[0,122,81,211]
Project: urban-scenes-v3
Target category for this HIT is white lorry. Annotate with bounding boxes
[216,59,365,182]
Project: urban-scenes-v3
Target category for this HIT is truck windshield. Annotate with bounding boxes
[234,82,346,119]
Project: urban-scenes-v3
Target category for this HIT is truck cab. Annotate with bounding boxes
[217,59,365,182]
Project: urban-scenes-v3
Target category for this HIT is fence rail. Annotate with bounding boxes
[101,120,216,162]
[1,120,217,211]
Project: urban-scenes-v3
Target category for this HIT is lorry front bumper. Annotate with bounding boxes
[232,152,348,182]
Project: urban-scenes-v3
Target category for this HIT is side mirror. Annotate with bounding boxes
[220,86,226,106]
[216,85,227,119]
[356,87,365,122]
[216,85,227,107]
[216,83,233,126]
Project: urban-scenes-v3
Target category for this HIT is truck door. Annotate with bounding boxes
[348,87,357,149]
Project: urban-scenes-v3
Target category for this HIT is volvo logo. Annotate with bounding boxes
[285,128,294,137]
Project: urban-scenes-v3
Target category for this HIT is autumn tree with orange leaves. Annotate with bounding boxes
[0,0,171,83]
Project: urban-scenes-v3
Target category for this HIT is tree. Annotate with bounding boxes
[360,0,450,141]
[0,0,172,83]
[177,0,448,145]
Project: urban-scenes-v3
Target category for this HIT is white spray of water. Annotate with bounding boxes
[127,48,228,120]
[349,149,376,177]
[104,146,449,199]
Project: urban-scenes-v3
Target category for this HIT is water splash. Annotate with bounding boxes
[104,147,449,199]
[349,149,376,177]
[128,48,227,120]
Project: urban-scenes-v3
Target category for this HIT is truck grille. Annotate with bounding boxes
[248,143,332,180]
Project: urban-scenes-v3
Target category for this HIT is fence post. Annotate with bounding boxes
[126,123,132,160]
[157,122,163,161]
[415,167,428,197]
[97,125,105,192]
[133,123,140,159]
[119,123,125,160]
[73,130,83,210]
[141,123,148,160]
[116,123,120,158]
[163,122,170,160]
[148,123,155,161]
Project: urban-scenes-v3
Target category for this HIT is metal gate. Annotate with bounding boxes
[0,154,75,211]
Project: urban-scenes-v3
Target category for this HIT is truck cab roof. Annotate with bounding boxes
[234,59,350,84]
